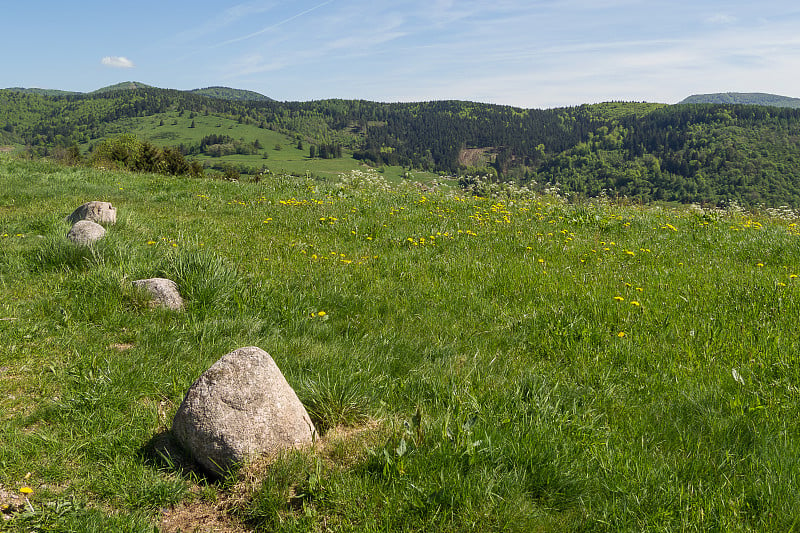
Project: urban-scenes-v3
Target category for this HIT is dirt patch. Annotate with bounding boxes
[458,147,493,167]
[160,500,248,533]
[109,343,135,351]
[0,146,14,153]
[157,419,387,532]
[0,486,26,518]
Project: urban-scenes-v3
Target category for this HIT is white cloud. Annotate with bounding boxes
[101,56,135,68]
[707,14,737,25]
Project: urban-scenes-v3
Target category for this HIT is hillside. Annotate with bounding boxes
[2,87,80,96]
[679,92,800,108]
[91,81,155,94]
[3,85,800,206]
[190,86,274,102]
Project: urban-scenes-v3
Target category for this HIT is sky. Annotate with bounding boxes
[3,0,800,109]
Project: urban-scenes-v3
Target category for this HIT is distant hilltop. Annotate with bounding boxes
[679,92,800,108]
[191,86,274,102]
[2,81,274,102]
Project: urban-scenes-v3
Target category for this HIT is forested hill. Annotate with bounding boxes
[3,85,800,207]
[679,92,800,108]
[190,86,274,101]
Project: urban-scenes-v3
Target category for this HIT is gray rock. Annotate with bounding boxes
[171,347,315,476]
[67,201,117,225]
[132,278,184,310]
[67,220,105,245]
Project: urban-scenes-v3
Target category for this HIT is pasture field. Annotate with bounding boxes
[93,111,438,184]
[1,157,800,531]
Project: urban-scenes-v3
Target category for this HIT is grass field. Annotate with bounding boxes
[89,111,439,184]
[1,156,800,531]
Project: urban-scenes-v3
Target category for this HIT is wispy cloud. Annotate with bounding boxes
[707,14,737,25]
[174,1,279,44]
[101,56,134,68]
[163,0,800,106]
[217,0,335,47]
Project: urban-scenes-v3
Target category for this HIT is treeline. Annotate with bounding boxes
[193,134,262,157]
[310,143,343,159]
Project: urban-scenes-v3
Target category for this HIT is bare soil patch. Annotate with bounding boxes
[458,147,492,167]
[159,500,248,533]
[0,486,26,518]
[157,420,386,532]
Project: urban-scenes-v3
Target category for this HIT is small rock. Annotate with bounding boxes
[67,220,105,245]
[171,347,315,476]
[67,201,117,225]
[132,278,184,310]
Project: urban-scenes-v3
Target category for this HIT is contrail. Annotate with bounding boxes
[218,0,335,47]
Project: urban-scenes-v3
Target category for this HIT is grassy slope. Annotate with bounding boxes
[92,111,436,183]
[1,157,800,531]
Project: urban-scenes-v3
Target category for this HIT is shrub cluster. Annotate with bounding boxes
[89,134,203,177]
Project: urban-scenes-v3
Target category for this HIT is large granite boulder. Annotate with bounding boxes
[67,220,105,245]
[67,201,117,225]
[171,347,315,476]
[132,278,184,310]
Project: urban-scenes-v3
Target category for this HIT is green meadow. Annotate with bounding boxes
[1,156,800,531]
[97,111,436,183]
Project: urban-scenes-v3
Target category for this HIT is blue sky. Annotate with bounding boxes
[3,0,800,108]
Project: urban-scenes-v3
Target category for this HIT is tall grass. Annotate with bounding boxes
[2,158,800,530]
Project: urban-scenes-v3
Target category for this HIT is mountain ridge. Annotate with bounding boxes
[2,81,274,102]
[679,92,800,108]
[189,86,274,102]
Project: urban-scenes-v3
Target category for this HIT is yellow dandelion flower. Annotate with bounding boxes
[20,487,33,494]
[756,262,764,268]
[317,311,327,317]
[630,301,641,306]
[613,296,624,302]
[617,332,626,338]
